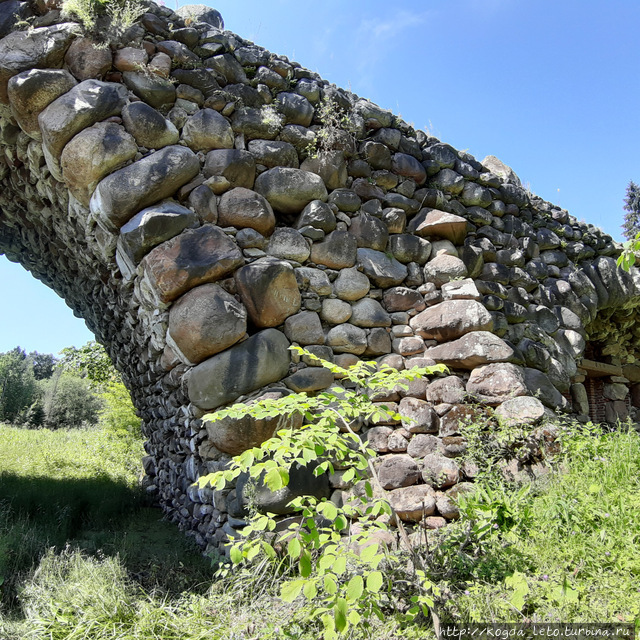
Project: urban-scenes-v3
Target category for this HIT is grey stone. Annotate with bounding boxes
[91,146,200,231]
[377,454,421,490]
[39,79,128,180]
[407,434,443,458]
[235,257,302,328]
[122,101,179,149]
[140,224,243,304]
[523,367,565,409]
[389,485,436,522]
[349,213,388,252]
[60,122,137,207]
[255,167,328,214]
[350,298,391,327]
[267,228,310,263]
[301,150,348,190]
[422,454,460,489]
[247,139,299,168]
[466,363,528,405]
[122,71,176,109]
[188,328,291,410]
[284,367,334,392]
[284,311,325,345]
[321,299,353,324]
[494,396,546,427]
[276,92,314,126]
[176,4,224,28]
[182,108,234,151]
[310,230,357,269]
[204,149,256,191]
[296,200,336,233]
[168,283,247,364]
[399,397,439,433]
[7,69,76,139]
[333,266,370,300]
[426,376,466,404]
[357,248,408,287]
[389,234,432,265]
[408,208,468,244]
[295,267,332,296]
[0,23,78,103]
[410,300,493,342]
[326,324,368,354]
[206,53,248,84]
[424,254,469,288]
[424,331,514,369]
[116,201,198,271]
[382,287,424,312]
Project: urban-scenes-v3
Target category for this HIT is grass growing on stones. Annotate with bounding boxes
[1,421,639,638]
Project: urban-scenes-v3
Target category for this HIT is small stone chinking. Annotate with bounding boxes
[0,0,639,554]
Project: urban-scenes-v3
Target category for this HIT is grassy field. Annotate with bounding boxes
[1,421,639,639]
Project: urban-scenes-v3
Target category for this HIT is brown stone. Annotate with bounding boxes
[408,208,468,244]
[410,300,493,342]
[217,187,276,236]
[421,454,460,489]
[64,38,112,81]
[388,484,436,522]
[167,283,247,365]
[439,404,480,437]
[234,257,301,327]
[366,426,394,452]
[113,47,148,72]
[407,434,443,458]
[141,224,244,304]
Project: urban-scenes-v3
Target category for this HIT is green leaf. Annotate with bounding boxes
[280,579,305,603]
[359,542,378,563]
[299,550,312,577]
[229,545,243,564]
[346,574,364,602]
[324,574,338,595]
[366,571,383,593]
[348,610,361,625]
[288,537,301,559]
[303,579,317,600]
[321,501,338,520]
[264,467,284,491]
[334,598,349,632]
[333,555,347,575]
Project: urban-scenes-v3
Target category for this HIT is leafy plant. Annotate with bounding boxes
[198,347,446,638]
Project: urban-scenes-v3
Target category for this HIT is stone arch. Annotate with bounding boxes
[1,2,639,552]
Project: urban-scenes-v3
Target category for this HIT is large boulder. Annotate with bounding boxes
[217,187,275,236]
[181,108,234,151]
[90,145,200,231]
[0,23,78,103]
[121,101,179,149]
[234,257,301,327]
[39,79,128,180]
[7,69,76,139]
[466,363,528,405]
[388,485,436,522]
[140,224,244,304]
[168,283,247,364]
[310,231,357,269]
[255,167,328,214]
[408,208,468,244]
[188,329,291,410]
[494,396,546,427]
[424,331,514,369]
[60,122,138,207]
[116,201,199,275]
[410,300,493,342]
[357,248,408,287]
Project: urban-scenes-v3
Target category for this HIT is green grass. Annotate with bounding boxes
[1,421,639,638]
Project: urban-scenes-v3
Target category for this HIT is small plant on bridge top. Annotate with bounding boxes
[197,347,447,638]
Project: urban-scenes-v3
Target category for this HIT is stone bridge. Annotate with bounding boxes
[1,1,639,551]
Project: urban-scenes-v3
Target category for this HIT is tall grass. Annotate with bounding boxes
[1,420,639,638]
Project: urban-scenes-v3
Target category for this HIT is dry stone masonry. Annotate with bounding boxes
[1,0,640,551]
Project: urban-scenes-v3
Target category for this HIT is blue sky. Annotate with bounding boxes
[1,0,638,354]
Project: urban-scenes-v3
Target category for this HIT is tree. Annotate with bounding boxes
[622,180,640,241]
[40,371,102,429]
[0,347,38,423]
[57,341,119,386]
[27,351,57,380]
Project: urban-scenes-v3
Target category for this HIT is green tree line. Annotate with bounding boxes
[0,342,140,438]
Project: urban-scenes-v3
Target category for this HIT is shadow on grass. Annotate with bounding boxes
[0,473,214,611]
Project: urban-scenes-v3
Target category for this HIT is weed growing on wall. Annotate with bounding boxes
[199,347,447,638]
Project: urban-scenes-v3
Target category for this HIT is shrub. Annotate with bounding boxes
[40,372,102,429]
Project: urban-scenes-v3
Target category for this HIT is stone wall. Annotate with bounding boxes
[1,0,639,552]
